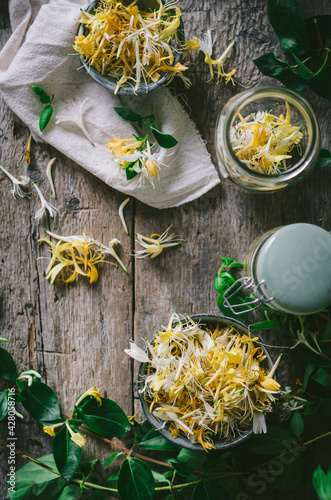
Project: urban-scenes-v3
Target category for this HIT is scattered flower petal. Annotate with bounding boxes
[134,226,184,259]
[46,157,57,199]
[0,165,30,199]
[56,98,94,145]
[32,182,58,220]
[119,197,130,235]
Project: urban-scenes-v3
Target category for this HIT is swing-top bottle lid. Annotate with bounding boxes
[255,223,331,315]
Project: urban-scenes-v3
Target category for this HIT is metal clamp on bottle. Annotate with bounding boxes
[222,276,274,315]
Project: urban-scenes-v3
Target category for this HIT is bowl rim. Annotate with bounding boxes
[137,313,273,451]
[77,0,185,95]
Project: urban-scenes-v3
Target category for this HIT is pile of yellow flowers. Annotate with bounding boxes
[231,103,303,174]
[126,314,281,451]
[74,0,187,93]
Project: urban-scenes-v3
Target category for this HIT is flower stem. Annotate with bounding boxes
[62,413,173,469]
[303,430,331,447]
[0,441,59,476]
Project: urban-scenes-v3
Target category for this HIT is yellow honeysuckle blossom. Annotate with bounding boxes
[65,422,87,448]
[195,31,236,83]
[76,386,103,406]
[107,137,144,159]
[43,422,65,437]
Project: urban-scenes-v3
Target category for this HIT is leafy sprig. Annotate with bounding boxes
[31,85,54,131]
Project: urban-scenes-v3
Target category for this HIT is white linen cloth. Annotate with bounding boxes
[0,0,220,208]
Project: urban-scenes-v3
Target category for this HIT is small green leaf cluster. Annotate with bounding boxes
[114,106,178,181]
[31,85,54,131]
[254,1,331,101]
[214,257,247,322]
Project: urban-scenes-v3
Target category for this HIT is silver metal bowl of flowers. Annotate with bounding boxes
[75,0,185,95]
[128,314,280,451]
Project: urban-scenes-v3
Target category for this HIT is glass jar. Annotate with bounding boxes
[215,87,320,192]
[223,223,331,315]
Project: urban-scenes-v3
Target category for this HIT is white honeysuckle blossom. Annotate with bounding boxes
[253,411,267,434]
[0,165,30,199]
[32,183,58,220]
[116,146,166,188]
[124,342,150,364]
[18,370,42,387]
[134,226,184,259]
[197,30,236,81]
[55,98,94,145]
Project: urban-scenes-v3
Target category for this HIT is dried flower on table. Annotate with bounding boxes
[119,197,130,234]
[231,103,303,174]
[185,30,237,84]
[74,0,187,94]
[26,134,32,165]
[32,182,58,220]
[126,314,281,451]
[0,165,30,199]
[46,157,57,199]
[134,226,184,259]
[40,230,127,284]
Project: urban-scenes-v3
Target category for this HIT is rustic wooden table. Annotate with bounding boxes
[0,0,330,498]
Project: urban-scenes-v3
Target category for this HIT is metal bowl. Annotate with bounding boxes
[77,0,185,95]
[137,314,273,451]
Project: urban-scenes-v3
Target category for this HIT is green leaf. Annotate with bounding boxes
[126,168,139,180]
[192,480,230,500]
[39,105,53,132]
[105,468,120,489]
[133,419,153,442]
[20,381,61,423]
[114,107,144,122]
[221,257,233,266]
[177,448,205,469]
[214,273,236,293]
[217,293,248,322]
[0,347,18,381]
[290,411,304,437]
[228,262,243,268]
[52,424,82,482]
[139,428,180,451]
[79,397,131,438]
[101,452,121,466]
[273,454,305,492]
[32,85,51,104]
[313,466,331,500]
[267,0,308,55]
[57,485,81,499]
[249,425,295,455]
[9,454,65,500]
[118,457,155,500]
[292,53,314,80]
[0,390,9,421]
[308,66,331,100]
[306,16,331,51]
[150,125,178,149]
[250,317,282,332]
[253,52,306,92]
[151,470,170,485]
[312,368,331,390]
[317,149,331,169]
[167,459,195,478]
[303,362,314,391]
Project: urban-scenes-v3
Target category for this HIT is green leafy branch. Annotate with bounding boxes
[31,85,54,132]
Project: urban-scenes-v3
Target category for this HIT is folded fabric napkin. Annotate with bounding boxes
[0,0,220,208]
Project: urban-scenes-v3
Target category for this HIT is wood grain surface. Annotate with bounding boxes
[0,0,330,499]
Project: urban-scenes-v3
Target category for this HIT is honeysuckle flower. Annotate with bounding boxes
[46,157,57,199]
[134,226,184,259]
[41,230,128,282]
[26,133,32,165]
[253,410,267,434]
[124,342,150,363]
[0,165,30,199]
[43,422,65,437]
[197,30,236,83]
[107,137,144,159]
[76,386,103,407]
[119,197,130,235]
[55,98,94,146]
[65,422,87,448]
[32,182,58,220]
[18,370,42,387]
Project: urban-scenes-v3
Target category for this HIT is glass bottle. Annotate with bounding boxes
[215,87,320,192]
